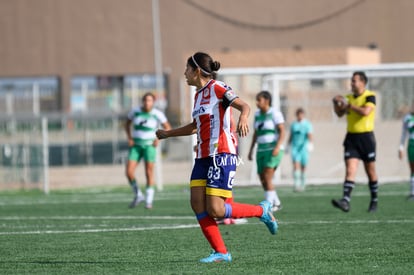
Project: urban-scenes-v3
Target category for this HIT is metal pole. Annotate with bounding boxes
[152,0,164,191]
[33,83,40,115]
[42,117,49,194]
[152,0,163,94]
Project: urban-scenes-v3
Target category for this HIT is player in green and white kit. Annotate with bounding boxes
[125,93,171,208]
[398,107,414,200]
[248,91,286,211]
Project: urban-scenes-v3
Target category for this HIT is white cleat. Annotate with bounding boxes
[129,195,145,208]
[272,204,282,212]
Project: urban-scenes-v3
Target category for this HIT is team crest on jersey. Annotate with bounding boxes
[203,88,210,98]
[200,88,211,104]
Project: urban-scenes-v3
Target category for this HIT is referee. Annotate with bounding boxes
[331,71,379,213]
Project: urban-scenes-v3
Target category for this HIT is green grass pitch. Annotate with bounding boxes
[0,183,413,274]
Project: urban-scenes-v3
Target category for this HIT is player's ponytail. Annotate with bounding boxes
[188,52,220,79]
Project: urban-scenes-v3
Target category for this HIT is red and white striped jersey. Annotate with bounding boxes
[192,79,238,158]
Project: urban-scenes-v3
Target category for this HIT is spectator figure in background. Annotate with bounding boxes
[156,52,278,263]
[248,91,285,212]
[331,71,379,213]
[288,107,313,192]
[125,92,171,209]
[398,102,414,200]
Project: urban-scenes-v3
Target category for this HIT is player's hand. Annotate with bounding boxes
[153,139,159,147]
[272,147,280,156]
[332,95,349,115]
[156,129,169,139]
[248,150,253,161]
[398,149,404,160]
[237,117,249,137]
[128,138,134,147]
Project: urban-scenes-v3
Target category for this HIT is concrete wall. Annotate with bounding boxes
[1,0,414,123]
[5,120,404,191]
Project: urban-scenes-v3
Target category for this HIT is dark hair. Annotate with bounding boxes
[353,71,368,84]
[187,52,220,79]
[296,107,305,115]
[142,92,155,102]
[256,91,272,106]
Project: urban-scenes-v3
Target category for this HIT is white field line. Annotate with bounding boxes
[0,215,195,220]
[0,224,199,235]
[0,190,407,206]
[0,218,413,235]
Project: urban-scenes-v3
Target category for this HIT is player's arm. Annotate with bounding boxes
[273,123,285,156]
[156,120,196,139]
[161,121,172,131]
[307,131,314,152]
[348,95,376,116]
[248,131,257,161]
[348,103,374,116]
[398,116,408,160]
[230,97,250,137]
[153,121,172,147]
[125,118,134,146]
[307,132,313,143]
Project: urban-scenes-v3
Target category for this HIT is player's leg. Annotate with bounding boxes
[409,161,414,200]
[300,151,309,190]
[291,148,302,191]
[126,146,145,208]
[344,158,359,199]
[265,150,283,210]
[216,197,237,225]
[261,167,281,210]
[407,143,414,199]
[206,154,277,234]
[144,161,155,208]
[143,145,156,208]
[332,134,359,212]
[190,158,230,263]
[362,132,378,212]
[293,161,301,192]
[207,190,277,235]
[364,161,378,212]
[257,150,283,210]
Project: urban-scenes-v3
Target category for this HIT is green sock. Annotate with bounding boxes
[129,179,136,187]
[129,179,140,195]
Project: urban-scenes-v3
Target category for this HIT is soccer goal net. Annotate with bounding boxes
[212,63,414,186]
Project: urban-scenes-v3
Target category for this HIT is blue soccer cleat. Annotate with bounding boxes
[199,251,232,263]
[259,200,278,235]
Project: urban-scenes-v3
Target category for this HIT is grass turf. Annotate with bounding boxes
[0,183,413,274]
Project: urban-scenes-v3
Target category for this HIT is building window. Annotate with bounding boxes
[0,77,60,115]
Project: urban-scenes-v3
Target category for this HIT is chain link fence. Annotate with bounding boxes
[1,64,414,190]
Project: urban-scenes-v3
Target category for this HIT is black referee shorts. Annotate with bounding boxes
[343,132,376,162]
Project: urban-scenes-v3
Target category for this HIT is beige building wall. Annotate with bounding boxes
[0,0,412,122]
[212,47,381,67]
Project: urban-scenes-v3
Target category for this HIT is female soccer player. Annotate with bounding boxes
[288,107,313,192]
[156,52,277,263]
[125,92,171,209]
[398,103,414,200]
[248,91,285,211]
